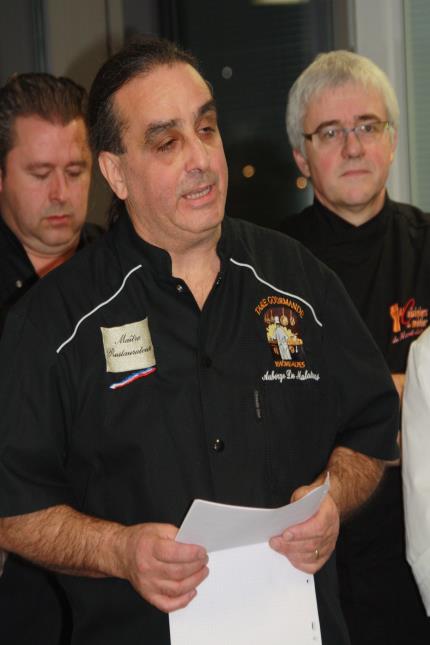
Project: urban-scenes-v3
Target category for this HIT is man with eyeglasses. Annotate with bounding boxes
[281,50,430,645]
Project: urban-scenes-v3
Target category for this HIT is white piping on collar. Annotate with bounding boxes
[56,264,142,354]
[229,258,323,327]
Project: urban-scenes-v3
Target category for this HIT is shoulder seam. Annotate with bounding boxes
[229,257,323,327]
[56,264,142,354]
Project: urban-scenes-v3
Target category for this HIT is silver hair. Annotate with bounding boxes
[286,50,400,155]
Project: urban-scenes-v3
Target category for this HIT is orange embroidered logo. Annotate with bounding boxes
[255,296,305,368]
[255,295,320,383]
[390,298,429,344]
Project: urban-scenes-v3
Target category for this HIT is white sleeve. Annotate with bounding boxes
[403,328,430,616]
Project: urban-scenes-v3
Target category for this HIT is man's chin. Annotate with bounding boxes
[177,207,224,234]
[339,187,382,208]
[40,228,80,250]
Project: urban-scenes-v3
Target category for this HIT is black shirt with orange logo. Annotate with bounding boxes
[280,196,430,372]
[281,196,430,644]
[0,214,398,645]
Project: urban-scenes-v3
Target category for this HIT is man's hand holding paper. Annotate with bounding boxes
[269,488,339,574]
[119,522,208,613]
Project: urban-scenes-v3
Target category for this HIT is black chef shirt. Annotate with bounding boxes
[0,214,104,645]
[0,214,398,645]
[281,196,430,643]
[0,214,103,333]
[280,196,430,372]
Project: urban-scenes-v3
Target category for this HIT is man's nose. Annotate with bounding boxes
[341,128,364,158]
[184,136,210,174]
[49,171,68,202]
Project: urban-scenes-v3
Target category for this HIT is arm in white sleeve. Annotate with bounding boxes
[403,328,430,615]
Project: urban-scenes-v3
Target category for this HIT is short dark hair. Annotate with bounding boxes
[0,73,87,172]
[88,37,201,158]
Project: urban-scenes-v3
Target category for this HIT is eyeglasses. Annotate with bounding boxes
[303,120,392,148]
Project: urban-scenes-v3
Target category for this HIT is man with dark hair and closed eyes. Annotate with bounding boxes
[0,72,101,645]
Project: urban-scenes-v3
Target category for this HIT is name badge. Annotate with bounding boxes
[101,318,156,373]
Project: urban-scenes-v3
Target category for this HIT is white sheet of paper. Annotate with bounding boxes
[169,477,329,645]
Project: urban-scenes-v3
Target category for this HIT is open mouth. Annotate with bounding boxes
[183,185,212,200]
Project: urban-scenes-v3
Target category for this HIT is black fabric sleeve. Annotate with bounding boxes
[0,308,74,517]
[322,267,400,460]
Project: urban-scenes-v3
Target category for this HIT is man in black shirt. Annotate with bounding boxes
[0,73,99,333]
[0,40,398,645]
[0,73,101,644]
[281,50,430,644]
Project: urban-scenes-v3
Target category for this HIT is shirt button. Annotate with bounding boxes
[213,438,225,452]
[15,279,23,288]
[201,355,212,368]
[176,283,184,293]
[215,274,222,286]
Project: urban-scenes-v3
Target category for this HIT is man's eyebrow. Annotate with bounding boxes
[26,162,53,171]
[65,160,89,168]
[144,119,179,145]
[313,113,383,131]
[26,160,88,171]
[313,119,341,131]
[355,113,383,122]
[197,99,217,119]
[144,100,218,145]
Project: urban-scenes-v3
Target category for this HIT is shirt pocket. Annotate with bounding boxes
[261,377,331,502]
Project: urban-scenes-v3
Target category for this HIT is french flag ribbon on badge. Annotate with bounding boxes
[109,366,157,390]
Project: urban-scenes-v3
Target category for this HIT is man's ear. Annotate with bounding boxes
[98,152,128,200]
[293,148,311,178]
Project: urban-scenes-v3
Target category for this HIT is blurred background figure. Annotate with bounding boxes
[0,71,102,645]
[280,50,430,645]
[0,72,100,331]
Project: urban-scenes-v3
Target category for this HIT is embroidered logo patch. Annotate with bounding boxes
[390,298,429,345]
[255,295,320,383]
[101,318,156,373]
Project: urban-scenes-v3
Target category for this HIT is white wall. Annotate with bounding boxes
[354,0,411,203]
[44,0,123,87]
[42,0,124,226]
[403,0,430,211]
